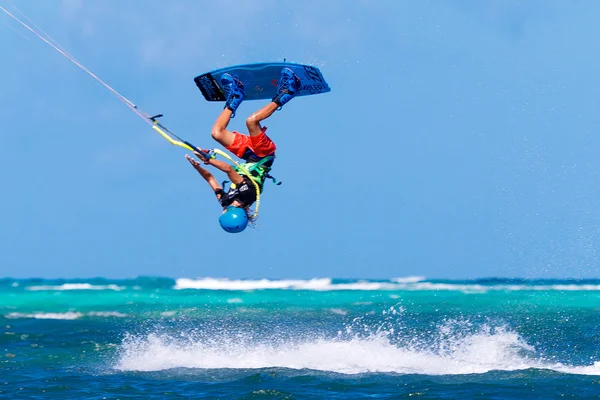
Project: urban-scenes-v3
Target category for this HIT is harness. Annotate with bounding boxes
[234,156,281,192]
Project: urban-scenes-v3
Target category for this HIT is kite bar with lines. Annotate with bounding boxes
[1,4,265,218]
[148,114,210,158]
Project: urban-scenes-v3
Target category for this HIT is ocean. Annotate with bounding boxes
[2,276,600,399]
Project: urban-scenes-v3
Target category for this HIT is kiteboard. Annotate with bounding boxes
[194,62,331,102]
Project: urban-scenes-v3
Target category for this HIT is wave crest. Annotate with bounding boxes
[115,322,599,376]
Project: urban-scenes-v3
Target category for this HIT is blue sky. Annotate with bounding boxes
[1,0,600,279]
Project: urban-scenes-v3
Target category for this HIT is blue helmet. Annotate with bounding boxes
[219,206,249,233]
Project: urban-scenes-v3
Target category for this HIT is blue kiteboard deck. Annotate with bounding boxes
[194,62,330,102]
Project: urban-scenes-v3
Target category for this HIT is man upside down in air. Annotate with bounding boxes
[185,67,300,233]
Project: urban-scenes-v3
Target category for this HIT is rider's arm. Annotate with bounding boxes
[194,151,244,185]
[185,154,221,191]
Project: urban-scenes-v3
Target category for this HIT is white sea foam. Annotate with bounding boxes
[26,283,125,291]
[115,325,600,376]
[174,278,333,290]
[407,283,600,292]
[5,311,127,319]
[174,278,600,292]
[6,312,84,320]
[556,362,600,375]
[175,278,402,291]
[160,311,177,317]
[88,311,128,318]
[392,276,426,283]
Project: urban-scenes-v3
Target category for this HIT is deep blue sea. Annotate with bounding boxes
[2,276,600,399]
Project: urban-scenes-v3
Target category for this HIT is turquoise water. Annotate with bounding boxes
[2,277,600,398]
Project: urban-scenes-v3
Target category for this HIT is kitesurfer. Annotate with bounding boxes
[186,68,300,233]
